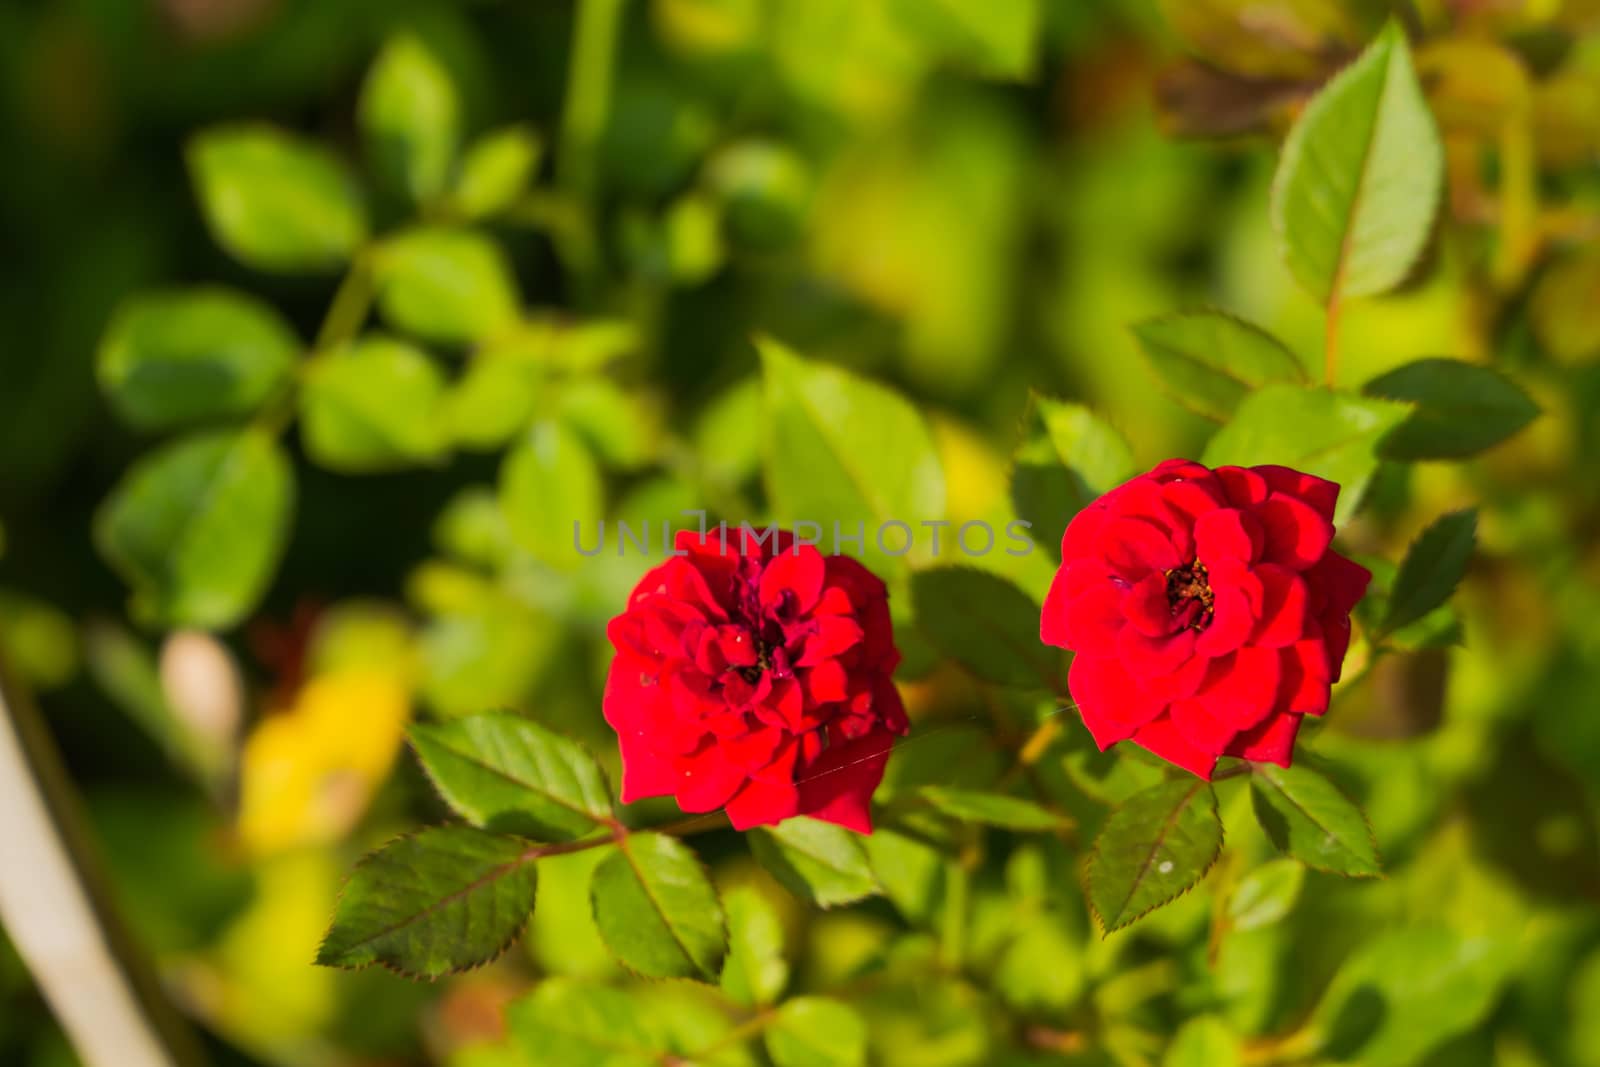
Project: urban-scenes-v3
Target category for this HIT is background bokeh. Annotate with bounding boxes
[2,1,1600,1065]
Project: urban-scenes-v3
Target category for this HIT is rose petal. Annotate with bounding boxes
[1279,639,1331,716]
[675,741,748,812]
[1253,564,1310,648]
[1170,697,1238,753]
[1068,654,1167,749]
[1194,587,1254,657]
[616,731,679,804]
[1131,715,1218,779]
[1222,711,1302,766]
[795,726,898,834]
[1117,625,1197,677]
[1143,651,1211,701]
[1307,550,1372,618]
[1257,492,1334,571]
[1122,573,1178,637]
[725,774,802,830]
[1197,646,1282,729]
[800,615,864,666]
[807,658,850,704]
[760,546,825,614]
[1195,507,1263,565]
[1099,517,1183,579]
[1060,501,1109,561]
[1060,581,1126,657]
[1254,465,1339,521]
[1216,465,1268,508]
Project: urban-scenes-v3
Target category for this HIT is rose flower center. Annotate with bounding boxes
[1164,560,1215,630]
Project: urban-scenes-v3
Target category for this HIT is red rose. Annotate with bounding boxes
[1041,459,1370,778]
[604,529,908,833]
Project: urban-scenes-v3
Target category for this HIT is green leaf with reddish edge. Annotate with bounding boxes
[765,996,868,1067]
[1086,778,1223,934]
[750,817,880,908]
[911,567,1060,691]
[917,787,1068,831]
[1363,359,1539,459]
[508,979,664,1067]
[316,826,535,978]
[1010,394,1136,561]
[1249,763,1381,877]
[1270,20,1443,304]
[409,711,614,841]
[719,885,789,1007]
[1132,310,1307,421]
[590,832,726,980]
[1380,509,1476,638]
[1199,385,1410,524]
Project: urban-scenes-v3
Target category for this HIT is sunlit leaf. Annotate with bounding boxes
[750,817,879,908]
[454,124,543,220]
[719,886,789,1007]
[98,288,298,430]
[188,124,367,273]
[360,33,460,203]
[590,833,726,980]
[316,827,534,978]
[1530,247,1600,364]
[508,978,663,1067]
[1200,385,1409,524]
[1270,21,1443,303]
[1363,359,1538,459]
[916,787,1067,831]
[1225,858,1304,932]
[1249,763,1381,877]
[375,227,521,345]
[863,828,948,926]
[1086,778,1223,934]
[499,421,603,569]
[911,567,1059,690]
[765,996,867,1067]
[1131,310,1306,421]
[1380,509,1476,638]
[410,711,613,840]
[1010,395,1135,560]
[95,430,293,629]
[1163,1016,1240,1067]
[300,337,448,472]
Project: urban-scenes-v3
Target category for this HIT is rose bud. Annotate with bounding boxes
[604,529,908,833]
[1041,459,1370,778]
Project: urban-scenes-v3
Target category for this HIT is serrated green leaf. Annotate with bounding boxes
[360,33,459,203]
[590,833,726,980]
[1249,763,1381,876]
[759,338,944,571]
[97,288,298,430]
[1131,310,1307,421]
[410,711,613,840]
[316,827,535,978]
[300,336,448,472]
[1226,858,1304,932]
[917,787,1066,831]
[1270,21,1443,303]
[750,817,879,908]
[1200,385,1410,524]
[1306,925,1510,1066]
[499,421,604,569]
[765,997,867,1067]
[454,124,543,220]
[1086,778,1223,934]
[720,886,789,1007]
[1381,509,1476,638]
[1363,359,1539,459]
[376,227,521,345]
[95,430,293,629]
[863,828,948,926]
[911,567,1059,690]
[1163,1016,1240,1067]
[508,979,663,1067]
[188,124,367,273]
[1010,395,1136,561]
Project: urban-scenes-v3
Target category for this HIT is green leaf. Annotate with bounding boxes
[917,787,1067,831]
[750,817,879,908]
[693,377,763,491]
[499,421,604,569]
[409,711,614,841]
[1531,247,1600,364]
[187,124,367,273]
[316,826,535,978]
[1380,509,1476,638]
[719,886,789,1007]
[300,337,448,472]
[360,33,459,203]
[508,978,663,1067]
[446,354,542,451]
[1200,385,1410,524]
[1306,925,1509,1066]
[1010,395,1135,560]
[759,338,944,570]
[863,829,948,926]
[1270,21,1443,303]
[1086,778,1223,934]
[1131,310,1307,421]
[1225,858,1304,932]
[375,227,521,345]
[1363,359,1538,459]
[590,833,726,980]
[1163,1016,1240,1067]
[911,567,1059,690]
[97,288,298,430]
[95,431,293,629]
[454,124,543,220]
[765,997,867,1067]
[1249,763,1381,877]
[559,378,661,471]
